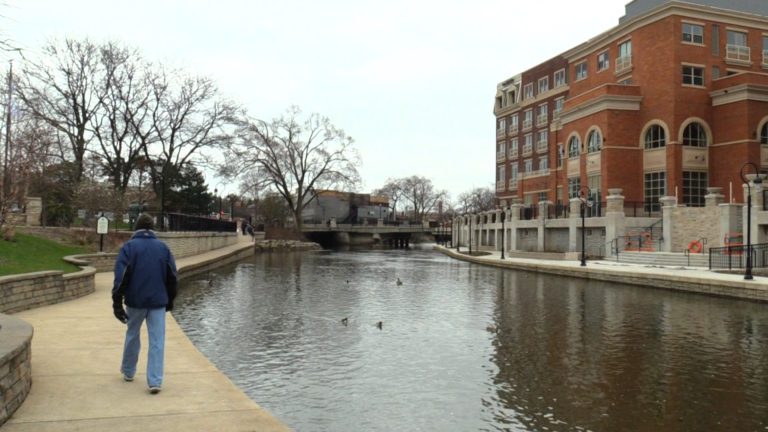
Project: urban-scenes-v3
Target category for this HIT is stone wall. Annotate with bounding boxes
[669,206,719,252]
[545,228,569,252]
[156,232,237,258]
[0,268,96,314]
[517,229,538,251]
[0,314,32,425]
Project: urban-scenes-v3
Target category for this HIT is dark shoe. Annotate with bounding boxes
[149,386,161,394]
[123,374,134,382]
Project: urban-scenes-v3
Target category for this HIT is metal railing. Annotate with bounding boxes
[726,44,751,63]
[615,55,632,74]
[166,213,237,232]
[624,201,662,217]
[709,242,768,270]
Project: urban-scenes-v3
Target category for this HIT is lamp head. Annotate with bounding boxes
[755,175,764,185]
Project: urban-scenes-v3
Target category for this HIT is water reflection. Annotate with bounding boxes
[174,249,768,432]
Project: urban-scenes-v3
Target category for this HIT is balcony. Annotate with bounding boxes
[536,141,548,154]
[508,148,518,159]
[496,151,506,162]
[509,124,518,134]
[726,44,751,64]
[496,128,506,138]
[522,119,532,131]
[536,114,548,127]
[508,179,518,190]
[521,168,550,179]
[496,180,505,192]
[615,55,632,75]
[522,144,533,156]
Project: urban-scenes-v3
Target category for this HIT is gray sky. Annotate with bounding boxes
[2,0,628,201]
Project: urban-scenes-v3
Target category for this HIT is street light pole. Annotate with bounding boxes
[741,162,762,280]
[500,210,506,260]
[469,214,473,254]
[579,186,592,267]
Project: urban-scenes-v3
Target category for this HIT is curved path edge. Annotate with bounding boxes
[1,235,292,432]
[436,246,768,303]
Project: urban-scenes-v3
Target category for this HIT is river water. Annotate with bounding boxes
[173,248,768,432]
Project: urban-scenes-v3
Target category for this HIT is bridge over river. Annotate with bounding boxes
[301,222,451,247]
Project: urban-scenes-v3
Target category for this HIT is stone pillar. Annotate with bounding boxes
[568,197,582,252]
[605,189,625,253]
[705,187,725,207]
[537,200,551,252]
[659,195,677,252]
[24,197,42,226]
[509,203,524,252]
[742,177,765,245]
[377,218,384,227]
[718,203,740,248]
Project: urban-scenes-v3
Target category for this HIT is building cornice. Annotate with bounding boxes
[560,95,643,125]
[710,83,768,106]
[564,2,768,61]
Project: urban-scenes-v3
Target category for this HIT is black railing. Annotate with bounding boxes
[709,243,768,270]
[519,206,539,221]
[549,203,570,219]
[166,213,237,232]
[624,201,662,217]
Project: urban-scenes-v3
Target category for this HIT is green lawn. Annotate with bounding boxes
[0,233,92,277]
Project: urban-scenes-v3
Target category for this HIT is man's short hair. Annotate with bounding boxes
[134,213,154,231]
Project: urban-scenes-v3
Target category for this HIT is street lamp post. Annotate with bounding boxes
[469,214,473,254]
[500,210,506,260]
[741,162,763,280]
[579,186,593,267]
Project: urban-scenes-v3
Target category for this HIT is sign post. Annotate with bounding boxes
[97,215,109,252]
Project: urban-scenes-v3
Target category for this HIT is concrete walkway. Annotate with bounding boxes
[1,235,290,432]
[437,246,768,302]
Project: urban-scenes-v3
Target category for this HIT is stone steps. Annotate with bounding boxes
[608,251,709,268]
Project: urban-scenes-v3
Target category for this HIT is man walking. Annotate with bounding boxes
[112,213,178,394]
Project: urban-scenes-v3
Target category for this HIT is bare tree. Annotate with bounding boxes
[400,175,447,222]
[373,178,405,221]
[456,186,496,213]
[224,106,361,232]
[18,38,111,184]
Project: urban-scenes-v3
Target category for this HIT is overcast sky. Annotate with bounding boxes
[2,0,628,200]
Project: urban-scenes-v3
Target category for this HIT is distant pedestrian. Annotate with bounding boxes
[112,213,178,394]
[246,223,254,240]
[241,220,247,235]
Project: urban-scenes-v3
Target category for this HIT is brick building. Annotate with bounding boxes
[494,0,768,211]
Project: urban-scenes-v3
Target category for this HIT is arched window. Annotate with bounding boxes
[587,130,602,153]
[644,125,666,149]
[761,122,768,145]
[682,122,707,147]
[568,136,580,158]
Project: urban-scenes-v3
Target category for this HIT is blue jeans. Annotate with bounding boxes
[121,307,166,388]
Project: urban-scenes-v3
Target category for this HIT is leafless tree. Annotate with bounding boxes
[17,38,111,184]
[399,175,447,222]
[456,186,496,214]
[373,178,405,221]
[224,106,361,232]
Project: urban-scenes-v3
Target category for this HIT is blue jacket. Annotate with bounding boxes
[112,230,178,309]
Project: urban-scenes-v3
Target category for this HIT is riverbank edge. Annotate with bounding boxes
[435,246,768,303]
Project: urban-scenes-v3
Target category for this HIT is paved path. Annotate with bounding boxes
[2,235,290,432]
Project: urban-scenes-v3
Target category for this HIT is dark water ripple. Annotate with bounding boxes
[174,249,768,432]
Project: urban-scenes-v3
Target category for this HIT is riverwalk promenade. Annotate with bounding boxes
[1,235,290,432]
[436,246,768,303]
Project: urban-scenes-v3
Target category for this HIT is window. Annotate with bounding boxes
[524,83,534,100]
[617,40,632,73]
[554,69,566,87]
[682,65,704,86]
[683,122,707,147]
[497,142,505,155]
[568,136,580,157]
[726,30,750,62]
[763,35,768,65]
[537,130,548,150]
[575,62,588,80]
[683,171,707,207]
[523,109,533,130]
[644,125,666,149]
[538,77,549,94]
[510,114,519,133]
[554,97,564,115]
[538,192,547,202]
[644,171,666,211]
[537,103,548,126]
[524,134,533,155]
[759,122,768,144]
[568,177,581,198]
[510,164,518,179]
[587,130,602,153]
[509,137,519,157]
[498,118,506,130]
[597,51,610,71]
[539,155,548,171]
[682,23,704,44]
[587,175,602,217]
[524,159,533,173]
[497,165,505,182]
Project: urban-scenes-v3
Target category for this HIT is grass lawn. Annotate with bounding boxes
[0,233,92,277]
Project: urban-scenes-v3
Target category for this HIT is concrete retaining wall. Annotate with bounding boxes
[0,269,96,314]
[0,314,32,425]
